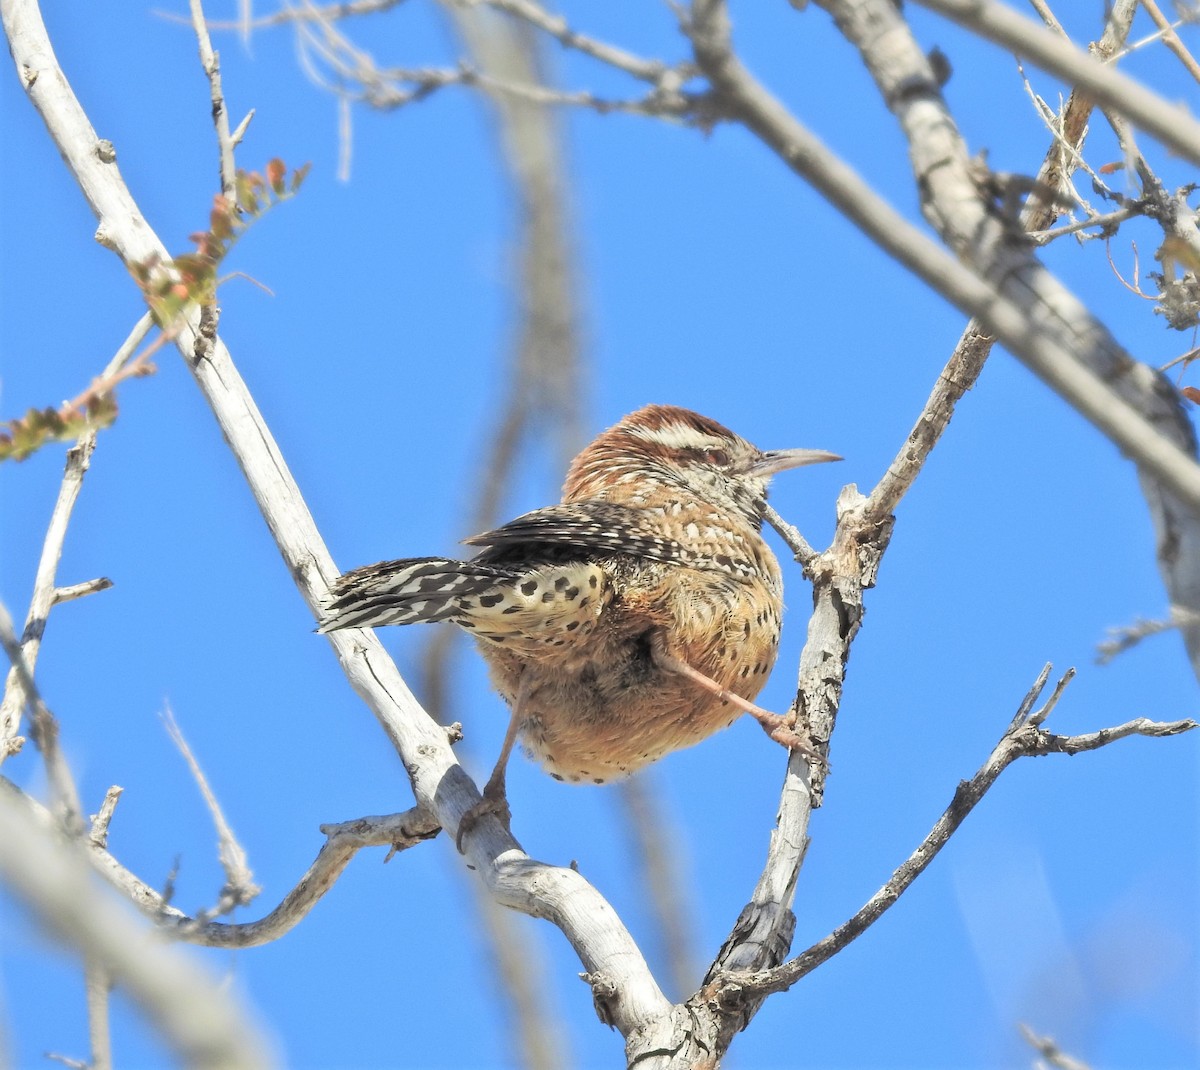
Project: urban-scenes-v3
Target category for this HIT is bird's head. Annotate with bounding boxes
[563,404,840,526]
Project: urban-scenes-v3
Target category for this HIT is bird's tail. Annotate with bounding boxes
[318,557,511,632]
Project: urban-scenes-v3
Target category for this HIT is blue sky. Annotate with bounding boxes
[1,2,1197,1067]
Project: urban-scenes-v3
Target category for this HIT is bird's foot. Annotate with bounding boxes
[753,711,828,771]
[455,786,512,853]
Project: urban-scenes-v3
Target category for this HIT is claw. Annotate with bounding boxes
[455,785,513,852]
[756,711,829,771]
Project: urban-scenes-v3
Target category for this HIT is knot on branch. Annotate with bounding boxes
[580,970,619,1027]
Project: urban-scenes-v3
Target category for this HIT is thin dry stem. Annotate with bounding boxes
[1139,0,1200,85]
[89,785,124,849]
[52,578,114,605]
[161,702,261,915]
[717,697,1195,999]
[85,958,113,1070]
[188,0,237,197]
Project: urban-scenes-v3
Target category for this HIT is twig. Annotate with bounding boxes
[0,599,84,831]
[1162,346,1200,374]
[1015,60,1111,209]
[0,311,151,756]
[275,0,702,127]
[863,331,990,522]
[157,0,408,31]
[457,0,684,84]
[1139,0,1200,86]
[1030,203,1142,244]
[1105,237,1157,299]
[1019,1023,1092,1070]
[1008,661,1052,730]
[85,958,113,1070]
[1026,0,1065,37]
[1096,606,1200,663]
[1118,8,1200,59]
[89,786,124,849]
[910,0,1200,165]
[763,503,818,572]
[52,578,114,606]
[188,0,237,198]
[161,703,261,916]
[5,779,444,948]
[712,684,1194,999]
[3,0,672,1039]
[229,108,255,146]
[0,789,275,1067]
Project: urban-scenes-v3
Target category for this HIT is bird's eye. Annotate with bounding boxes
[704,448,731,466]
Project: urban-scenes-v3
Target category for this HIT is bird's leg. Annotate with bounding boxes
[650,635,826,767]
[455,677,529,852]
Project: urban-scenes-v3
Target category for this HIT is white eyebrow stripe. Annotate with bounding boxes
[625,423,719,450]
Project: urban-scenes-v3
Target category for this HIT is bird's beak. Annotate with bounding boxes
[748,448,843,477]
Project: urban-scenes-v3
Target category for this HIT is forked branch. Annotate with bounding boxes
[714,674,1195,1000]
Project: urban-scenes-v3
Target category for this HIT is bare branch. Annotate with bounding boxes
[5,777,443,949]
[1,0,672,1038]
[456,0,685,84]
[1008,661,1053,730]
[0,311,152,757]
[158,0,408,31]
[188,0,237,198]
[0,441,95,758]
[863,331,991,522]
[1138,0,1200,86]
[713,697,1195,999]
[763,504,818,572]
[1097,606,1200,663]
[52,577,114,606]
[88,785,123,849]
[1030,204,1143,245]
[229,107,255,146]
[911,0,1200,164]
[686,0,1200,522]
[161,702,261,916]
[153,809,441,947]
[0,789,275,1067]
[0,599,84,831]
[84,959,113,1070]
[1119,7,1200,60]
[1020,1023,1092,1070]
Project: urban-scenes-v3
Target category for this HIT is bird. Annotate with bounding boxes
[319,404,840,847]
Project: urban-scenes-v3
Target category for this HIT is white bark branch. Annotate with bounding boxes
[912,0,1200,165]
[1,0,671,1041]
[0,789,275,1068]
[810,0,1200,671]
[685,0,1200,682]
[686,0,1200,515]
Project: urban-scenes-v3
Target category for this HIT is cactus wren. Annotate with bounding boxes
[320,405,839,846]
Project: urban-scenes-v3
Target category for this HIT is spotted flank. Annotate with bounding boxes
[467,562,609,654]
